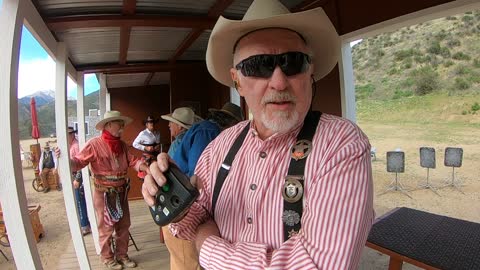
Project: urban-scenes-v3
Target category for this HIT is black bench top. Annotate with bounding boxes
[367,207,480,270]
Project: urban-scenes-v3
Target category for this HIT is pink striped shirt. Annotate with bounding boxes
[171,113,374,269]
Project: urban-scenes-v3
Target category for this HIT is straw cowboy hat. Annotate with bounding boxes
[161,107,195,129]
[209,102,244,122]
[95,110,132,130]
[206,0,340,87]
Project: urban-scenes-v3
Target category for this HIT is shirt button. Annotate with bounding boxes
[247,217,253,224]
[250,184,257,190]
[259,152,267,158]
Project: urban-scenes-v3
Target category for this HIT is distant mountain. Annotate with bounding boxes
[18,90,99,140]
[19,90,55,106]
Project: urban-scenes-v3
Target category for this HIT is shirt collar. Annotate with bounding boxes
[249,119,303,141]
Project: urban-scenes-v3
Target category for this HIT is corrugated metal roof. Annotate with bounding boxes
[37,0,313,82]
[37,0,123,16]
[128,27,191,62]
[223,0,304,18]
[149,72,170,85]
[136,0,216,16]
[106,73,150,88]
[179,30,210,60]
[57,28,120,65]
[223,0,252,18]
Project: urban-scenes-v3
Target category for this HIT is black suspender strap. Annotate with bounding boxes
[211,123,250,216]
[211,111,321,242]
[282,111,321,241]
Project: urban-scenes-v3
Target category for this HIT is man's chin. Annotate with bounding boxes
[261,111,300,134]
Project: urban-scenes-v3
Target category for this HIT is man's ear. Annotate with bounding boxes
[230,68,244,96]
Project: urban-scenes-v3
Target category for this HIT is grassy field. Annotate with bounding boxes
[355,92,480,218]
[356,93,480,269]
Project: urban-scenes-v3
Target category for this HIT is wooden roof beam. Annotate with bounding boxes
[76,62,205,74]
[168,0,234,63]
[291,0,328,12]
[46,15,217,31]
[144,72,154,86]
[119,0,136,65]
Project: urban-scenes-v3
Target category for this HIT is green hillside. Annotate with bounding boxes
[18,91,99,139]
[353,9,480,126]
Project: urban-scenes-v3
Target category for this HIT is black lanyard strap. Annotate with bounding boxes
[211,111,321,242]
[211,123,250,216]
[283,110,321,241]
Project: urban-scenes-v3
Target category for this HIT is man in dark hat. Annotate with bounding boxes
[68,126,91,236]
[38,141,57,192]
[133,115,161,180]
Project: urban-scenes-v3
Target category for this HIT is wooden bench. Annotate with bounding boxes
[366,207,480,269]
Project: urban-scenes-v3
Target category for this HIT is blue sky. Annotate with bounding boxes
[19,27,99,99]
[1,0,99,99]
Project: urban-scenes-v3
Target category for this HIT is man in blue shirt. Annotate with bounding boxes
[163,102,243,270]
[172,102,243,177]
[161,107,195,158]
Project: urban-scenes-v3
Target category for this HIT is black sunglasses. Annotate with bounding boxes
[235,51,312,78]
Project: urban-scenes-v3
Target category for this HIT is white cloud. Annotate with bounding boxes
[18,56,81,98]
[350,39,363,47]
[18,57,55,98]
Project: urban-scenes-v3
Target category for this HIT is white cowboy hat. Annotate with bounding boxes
[206,0,340,87]
[95,110,132,130]
[161,107,195,129]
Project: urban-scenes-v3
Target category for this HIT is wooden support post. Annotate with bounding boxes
[0,0,43,268]
[76,72,101,254]
[55,42,92,269]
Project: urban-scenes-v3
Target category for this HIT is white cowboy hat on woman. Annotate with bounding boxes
[206,0,340,87]
[95,110,133,130]
[161,107,195,129]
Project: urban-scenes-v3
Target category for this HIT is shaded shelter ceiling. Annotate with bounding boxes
[31,0,461,88]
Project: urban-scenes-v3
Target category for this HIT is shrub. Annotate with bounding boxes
[455,65,471,75]
[403,60,413,69]
[434,30,447,41]
[401,77,415,88]
[388,68,398,75]
[462,110,468,115]
[413,54,432,64]
[462,15,474,22]
[467,72,480,83]
[472,102,480,113]
[473,59,480,68]
[454,78,471,90]
[392,90,413,99]
[446,16,457,20]
[446,39,461,48]
[394,49,412,61]
[355,84,375,100]
[452,52,471,61]
[427,41,442,55]
[410,66,440,95]
[444,60,454,67]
